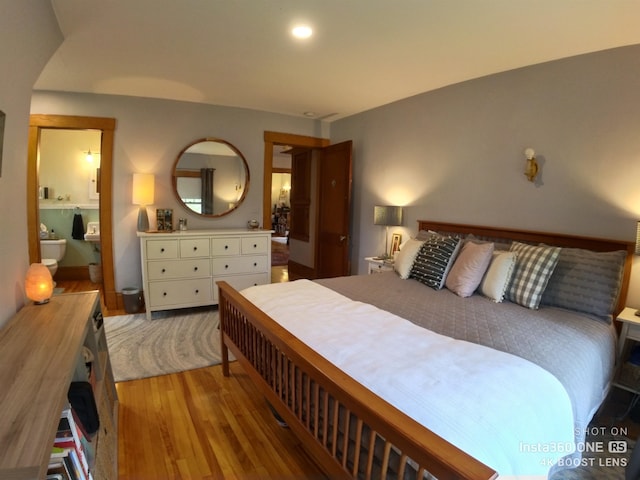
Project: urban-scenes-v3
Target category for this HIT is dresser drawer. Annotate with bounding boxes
[213,255,269,275]
[241,236,269,255]
[148,278,212,306]
[180,238,210,258]
[213,273,269,301]
[147,258,211,280]
[146,239,179,259]
[211,237,241,256]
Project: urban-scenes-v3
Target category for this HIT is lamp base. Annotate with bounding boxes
[137,206,150,232]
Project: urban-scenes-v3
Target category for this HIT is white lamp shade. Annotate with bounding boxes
[132,173,155,206]
[25,263,54,304]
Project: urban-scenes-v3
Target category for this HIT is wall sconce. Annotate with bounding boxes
[132,173,155,232]
[524,148,539,182]
[86,149,94,163]
[374,205,403,259]
[25,263,54,304]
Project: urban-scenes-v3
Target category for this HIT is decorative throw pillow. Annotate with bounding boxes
[393,238,425,279]
[540,248,626,322]
[445,241,494,297]
[480,251,517,302]
[410,234,461,289]
[506,242,561,309]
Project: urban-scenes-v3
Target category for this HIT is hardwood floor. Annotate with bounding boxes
[56,268,326,479]
[116,363,324,479]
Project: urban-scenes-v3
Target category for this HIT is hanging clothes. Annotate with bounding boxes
[72,213,85,240]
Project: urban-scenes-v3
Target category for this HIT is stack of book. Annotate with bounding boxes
[47,405,96,480]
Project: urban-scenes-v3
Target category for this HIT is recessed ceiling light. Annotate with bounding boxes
[292,25,313,39]
[303,111,316,117]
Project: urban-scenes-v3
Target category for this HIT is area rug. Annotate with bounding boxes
[271,238,289,266]
[104,307,226,382]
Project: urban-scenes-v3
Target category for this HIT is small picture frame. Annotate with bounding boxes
[390,233,402,257]
[156,208,173,231]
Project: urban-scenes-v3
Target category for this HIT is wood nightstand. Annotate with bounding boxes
[614,307,640,393]
[365,257,394,274]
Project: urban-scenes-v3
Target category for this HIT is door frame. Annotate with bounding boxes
[27,114,118,310]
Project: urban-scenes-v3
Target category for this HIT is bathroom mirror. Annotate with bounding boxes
[172,138,250,217]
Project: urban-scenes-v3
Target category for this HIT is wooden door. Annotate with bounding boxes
[317,141,353,278]
[289,149,312,242]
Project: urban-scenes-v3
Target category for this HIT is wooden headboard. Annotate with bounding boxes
[418,220,635,316]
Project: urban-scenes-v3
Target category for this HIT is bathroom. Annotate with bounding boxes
[38,128,101,281]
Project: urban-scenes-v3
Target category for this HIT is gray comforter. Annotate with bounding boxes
[317,272,618,445]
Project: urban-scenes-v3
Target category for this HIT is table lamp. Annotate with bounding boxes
[374,205,403,259]
[133,173,155,232]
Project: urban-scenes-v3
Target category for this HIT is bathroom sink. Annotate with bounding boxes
[84,222,100,242]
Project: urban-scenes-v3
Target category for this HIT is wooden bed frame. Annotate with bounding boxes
[217,220,634,480]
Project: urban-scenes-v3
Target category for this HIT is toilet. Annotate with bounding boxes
[40,239,67,277]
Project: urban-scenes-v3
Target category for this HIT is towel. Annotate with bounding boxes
[72,213,85,240]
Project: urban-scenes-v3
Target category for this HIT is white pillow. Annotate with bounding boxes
[394,238,425,279]
[480,251,517,302]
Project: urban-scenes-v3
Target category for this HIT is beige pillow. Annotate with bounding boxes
[394,238,425,279]
[446,241,494,297]
[480,251,517,302]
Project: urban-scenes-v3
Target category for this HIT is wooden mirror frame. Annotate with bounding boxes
[171,137,250,218]
[27,114,118,310]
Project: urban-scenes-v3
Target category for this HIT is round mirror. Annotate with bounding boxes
[172,138,250,217]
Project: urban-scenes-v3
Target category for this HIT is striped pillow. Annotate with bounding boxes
[410,234,461,289]
[506,242,561,309]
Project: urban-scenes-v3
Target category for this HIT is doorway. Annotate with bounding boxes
[27,115,118,310]
[263,132,352,280]
[270,153,291,273]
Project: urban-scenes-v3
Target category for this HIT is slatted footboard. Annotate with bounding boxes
[217,281,497,480]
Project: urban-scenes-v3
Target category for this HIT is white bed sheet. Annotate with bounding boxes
[241,279,576,478]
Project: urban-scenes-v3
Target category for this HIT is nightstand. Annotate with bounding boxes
[614,307,640,393]
[365,257,394,274]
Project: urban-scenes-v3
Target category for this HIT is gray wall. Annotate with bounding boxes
[0,2,62,327]
[31,92,322,291]
[331,44,640,306]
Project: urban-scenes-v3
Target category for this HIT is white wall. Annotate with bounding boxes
[331,44,640,307]
[31,92,323,290]
[0,2,62,327]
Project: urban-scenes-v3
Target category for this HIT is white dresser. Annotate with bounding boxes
[138,229,272,319]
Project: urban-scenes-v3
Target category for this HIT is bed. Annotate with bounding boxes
[217,220,634,479]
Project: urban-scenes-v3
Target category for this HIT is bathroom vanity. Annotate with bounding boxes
[138,229,272,320]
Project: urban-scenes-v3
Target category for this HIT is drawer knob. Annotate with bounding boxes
[193,246,197,251]
[195,289,199,294]
[161,248,165,252]
[162,268,166,273]
[225,264,229,269]
[194,266,198,271]
[253,262,257,267]
[163,292,167,297]
[224,245,229,250]
[253,243,257,248]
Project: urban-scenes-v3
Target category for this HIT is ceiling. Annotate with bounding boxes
[35,0,640,122]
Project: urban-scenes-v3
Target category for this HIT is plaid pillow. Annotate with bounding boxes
[506,242,560,309]
[410,234,461,290]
